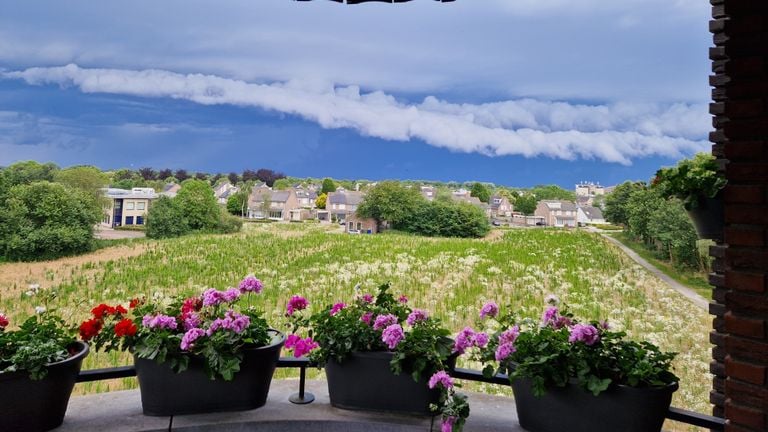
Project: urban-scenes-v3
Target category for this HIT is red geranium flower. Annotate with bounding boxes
[79,318,103,341]
[91,304,116,320]
[115,305,128,315]
[114,319,138,337]
[0,313,9,329]
[181,297,203,314]
[129,298,142,309]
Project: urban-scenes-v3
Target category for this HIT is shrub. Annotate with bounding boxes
[0,182,102,261]
[215,210,243,234]
[145,196,188,239]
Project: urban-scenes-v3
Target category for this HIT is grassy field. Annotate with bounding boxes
[607,232,713,300]
[0,223,712,429]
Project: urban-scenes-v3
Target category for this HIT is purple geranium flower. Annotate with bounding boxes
[373,314,398,331]
[381,324,404,350]
[398,295,408,304]
[441,416,457,432]
[202,288,226,307]
[479,301,499,319]
[238,275,263,294]
[330,302,346,316]
[495,342,516,361]
[406,309,428,326]
[499,325,520,345]
[453,326,476,354]
[541,306,559,326]
[142,314,178,330]
[569,324,600,346]
[428,370,454,390]
[286,295,309,316]
[360,312,373,325]
[180,328,206,351]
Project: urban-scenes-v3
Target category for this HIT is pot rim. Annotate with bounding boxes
[512,376,679,393]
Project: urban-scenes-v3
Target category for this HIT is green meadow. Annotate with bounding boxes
[0,223,712,423]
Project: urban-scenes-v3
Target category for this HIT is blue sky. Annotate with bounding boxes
[0,0,712,188]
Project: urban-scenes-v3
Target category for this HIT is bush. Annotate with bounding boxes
[0,182,102,260]
[146,196,188,239]
[215,211,243,234]
[406,200,490,238]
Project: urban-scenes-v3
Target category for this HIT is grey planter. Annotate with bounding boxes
[135,330,285,416]
[0,341,89,432]
[511,378,678,432]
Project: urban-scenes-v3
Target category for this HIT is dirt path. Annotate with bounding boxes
[599,233,709,311]
[0,243,150,296]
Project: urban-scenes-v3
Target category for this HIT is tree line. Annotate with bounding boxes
[603,181,706,270]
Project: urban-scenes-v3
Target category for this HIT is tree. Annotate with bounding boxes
[405,200,490,238]
[255,168,285,187]
[648,200,699,268]
[626,187,664,244]
[356,181,425,228]
[174,169,190,182]
[0,161,59,200]
[470,183,491,203]
[226,191,249,216]
[315,193,327,210]
[54,165,109,206]
[321,178,337,194]
[138,167,156,180]
[604,181,646,226]
[194,172,208,181]
[241,169,258,183]
[112,168,135,182]
[529,184,576,201]
[0,182,102,260]
[157,168,173,180]
[146,196,188,239]
[515,194,538,215]
[272,178,290,190]
[228,172,240,185]
[174,179,220,230]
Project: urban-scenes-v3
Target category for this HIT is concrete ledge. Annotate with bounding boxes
[61,379,523,431]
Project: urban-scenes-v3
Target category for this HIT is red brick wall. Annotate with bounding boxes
[711,1,768,430]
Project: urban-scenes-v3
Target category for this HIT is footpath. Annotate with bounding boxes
[598,232,709,311]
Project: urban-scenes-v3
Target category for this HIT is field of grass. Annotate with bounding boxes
[608,232,713,300]
[0,223,712,428]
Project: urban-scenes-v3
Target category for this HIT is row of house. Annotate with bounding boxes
[533,200,605,228]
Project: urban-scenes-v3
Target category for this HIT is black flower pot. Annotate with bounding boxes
[325,350,455,415]
[687,192,724,240]
[134,330,284,416]
[511,378,678,432]
[0,341,89,432]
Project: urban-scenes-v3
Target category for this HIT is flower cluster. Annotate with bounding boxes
[81,276,274,381]
[286,282,468,431]
[473,295,679,397]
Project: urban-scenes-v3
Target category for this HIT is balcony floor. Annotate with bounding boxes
[60,379,524,431]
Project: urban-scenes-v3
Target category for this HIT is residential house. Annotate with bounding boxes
[345,213,378,234]
[326,190,365,222]
[489,194,513,218]
[213,182,239,205]
[534,200,578,227]
[511,213,546,226]
[102,187,158,227]
[160,183,181,198]
[575,181,606,197]
[295,188,318,209]
[420,185,436,201]
[577,206,606,226]
[247,189,299,221]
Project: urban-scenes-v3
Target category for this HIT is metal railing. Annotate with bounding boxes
[76,359,725,431]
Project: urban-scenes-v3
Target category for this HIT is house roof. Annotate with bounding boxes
[327,191,364,206]
[249,189,292,204]
[105,188,158,200]
[580,206,604,220]
[540,200,577,211]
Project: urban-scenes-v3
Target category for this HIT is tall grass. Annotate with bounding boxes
[0,223,712,421]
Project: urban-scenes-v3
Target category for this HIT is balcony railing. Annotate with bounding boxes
[75,358,725,431]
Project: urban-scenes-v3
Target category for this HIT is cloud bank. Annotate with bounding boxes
[3,64,709,165]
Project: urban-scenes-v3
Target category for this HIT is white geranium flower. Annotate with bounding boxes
[34,306,46,314]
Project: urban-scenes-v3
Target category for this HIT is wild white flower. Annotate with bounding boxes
[34,306,46,314]
[544,294,560,306]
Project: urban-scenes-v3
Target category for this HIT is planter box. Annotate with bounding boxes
[0,341,89,432]
[511,378,678,432]
[135,330,284,416]
[325,351,454,415]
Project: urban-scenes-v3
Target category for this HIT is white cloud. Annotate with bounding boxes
[3,64,709,165]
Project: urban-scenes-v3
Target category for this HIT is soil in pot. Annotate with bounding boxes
[0,341,89,432]
[135,330,285,416]
[511,378,678,432]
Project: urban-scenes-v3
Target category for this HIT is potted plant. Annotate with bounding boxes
[473,297,679,432]
[653,152,726,239]
[286,283,470,432]
[81,275,285,416]
[0,284,89,432]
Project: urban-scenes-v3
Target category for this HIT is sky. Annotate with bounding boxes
[0,0,712,188]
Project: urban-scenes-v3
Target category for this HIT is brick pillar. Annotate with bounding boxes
[710,1,768,431]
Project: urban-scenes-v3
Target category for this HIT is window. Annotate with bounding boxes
[103,215,110,224]
[357,222,362,231]
[269,211,282,219]
[136,216,144,225]
[126,201,135,210]
[125,216,134,225]
[137,202,145,210]
[348,222,354,231]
